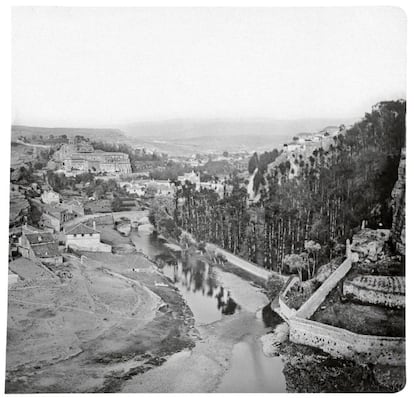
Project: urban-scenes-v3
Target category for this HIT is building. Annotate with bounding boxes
[39,212,61,233]
[177,171,201,190]
[41,190,61,205]
[200,180,226,199]
[18,227,63,265]
[38,202,83,233]
[64,222,111,252]
[53,143,132,175]
[284,143,304,152]
[147,180,176,197]
[119,181,147,197]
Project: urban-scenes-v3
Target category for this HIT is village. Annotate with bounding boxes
[7,118,406,393]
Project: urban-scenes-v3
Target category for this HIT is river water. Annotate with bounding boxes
[130,228,287,393]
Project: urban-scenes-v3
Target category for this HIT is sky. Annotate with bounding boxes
[12,7,406,128]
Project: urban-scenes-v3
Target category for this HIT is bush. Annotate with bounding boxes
[266,274,286,301]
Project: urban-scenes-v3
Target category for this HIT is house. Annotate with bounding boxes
[177,171,201,190]
[284,143,303,152]
[38,201,84,232]
[39,212,61,233]
[146,180,176,197]
[64,222,111,252]
[41,190,61,205]
[200,180,226,199]
[19,227,63,265]
[119,181,147,197]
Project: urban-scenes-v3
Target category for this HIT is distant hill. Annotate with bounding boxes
[11,117,358,156]
[123,118,358,155]
[11,125,127,143]
[123,118,358,140]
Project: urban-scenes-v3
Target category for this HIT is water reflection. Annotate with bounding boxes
[162,255,241,323]
[131,229,241,324]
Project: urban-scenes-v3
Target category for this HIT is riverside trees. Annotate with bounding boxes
[173,100,405,280]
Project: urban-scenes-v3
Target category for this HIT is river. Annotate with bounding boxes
[130,227,287,393]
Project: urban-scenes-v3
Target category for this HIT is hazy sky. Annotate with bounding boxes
[12,7,406,127]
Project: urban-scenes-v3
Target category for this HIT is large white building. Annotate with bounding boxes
[53,143,132,175]
[65,222,111,252]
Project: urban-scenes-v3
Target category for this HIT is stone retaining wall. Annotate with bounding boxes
[343,276,405,308]
[276,276,299,319]
[289,316,405,365]
[295,258,352,319]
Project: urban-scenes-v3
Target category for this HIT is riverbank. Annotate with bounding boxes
[6,237,197,393]
[7,220,287,393]
[118,224,286,392]
[121,285,284,393]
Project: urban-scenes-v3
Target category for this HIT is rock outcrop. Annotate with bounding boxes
[351,228,390,262]
[391,148,405,255]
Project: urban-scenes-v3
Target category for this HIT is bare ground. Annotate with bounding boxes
[6,251,197,393]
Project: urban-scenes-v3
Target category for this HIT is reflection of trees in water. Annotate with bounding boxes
[167,255,240,315]
[215,286,241,315]
[180,257,220,296]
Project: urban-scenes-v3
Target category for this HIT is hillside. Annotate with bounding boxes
[123,118,358,155]
[173,100,406,272]
[12,125,127,143]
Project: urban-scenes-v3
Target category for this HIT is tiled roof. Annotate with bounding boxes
[32,242,61,258]
[65,223,98,235]
[25,232,56,245]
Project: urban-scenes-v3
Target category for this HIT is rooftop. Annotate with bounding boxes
[25,232,56,245]
[65,223,98,235]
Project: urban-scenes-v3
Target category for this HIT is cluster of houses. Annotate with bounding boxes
[120,171,228,199]
[283,125,345,153]
[13,218,110,269]
[8,184,114,280]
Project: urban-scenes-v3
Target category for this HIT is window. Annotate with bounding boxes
[73,234,77,237]
[81,233,84,237]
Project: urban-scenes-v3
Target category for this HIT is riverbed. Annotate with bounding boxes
[125,227,287,393]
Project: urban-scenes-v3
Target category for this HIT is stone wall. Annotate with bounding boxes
[391,148,405,255]
[276,276,299,320]
[289,316,405,365]
[295,258,352,319]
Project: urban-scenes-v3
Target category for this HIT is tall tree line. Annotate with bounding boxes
[174,100,405,273]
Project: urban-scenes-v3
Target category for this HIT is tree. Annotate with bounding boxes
[111,197,123,212]
[304,240,321,278]
[282,253,307,281]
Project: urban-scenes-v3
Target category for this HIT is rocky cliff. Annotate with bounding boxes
[391,148,405,255]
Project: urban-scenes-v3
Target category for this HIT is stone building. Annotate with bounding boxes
[53,143,132,175]
[64,222,111,252]
[177,171,201,190]
[41,190,60,205]
[18,227,63,266]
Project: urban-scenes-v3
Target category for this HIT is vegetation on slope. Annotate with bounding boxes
[173,100,405,275]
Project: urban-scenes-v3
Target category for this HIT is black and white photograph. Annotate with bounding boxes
[4,3,407,394]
